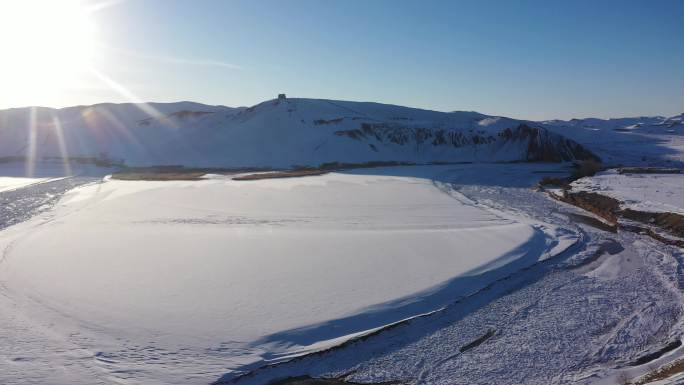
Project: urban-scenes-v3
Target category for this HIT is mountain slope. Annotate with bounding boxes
[0,98,598,169]
[542,114,684,166]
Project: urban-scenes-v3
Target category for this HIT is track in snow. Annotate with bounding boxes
[0,176,99,231]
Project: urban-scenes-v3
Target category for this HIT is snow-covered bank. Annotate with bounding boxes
[0,176,52,192]
[570,169,684,215]
[0,165,573,384]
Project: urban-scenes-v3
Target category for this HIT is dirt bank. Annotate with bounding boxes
[268,376,401,385]
[553,191,620,223]
[111,166,270,181]
[549,190,684,247]
[621,209,684,239]
[233,169,328,181]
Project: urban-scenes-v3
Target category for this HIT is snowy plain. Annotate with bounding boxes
[0,165,576,385]
[0,176,52,192]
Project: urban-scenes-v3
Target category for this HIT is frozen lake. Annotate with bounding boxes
[0,166,574,384]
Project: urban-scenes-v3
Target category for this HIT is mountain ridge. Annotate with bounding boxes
[4,97,679,170]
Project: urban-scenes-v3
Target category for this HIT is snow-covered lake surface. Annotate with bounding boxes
[0,165,575,385]
[0,176,52,192]
[570,170,684,214]
[0,163,76,192]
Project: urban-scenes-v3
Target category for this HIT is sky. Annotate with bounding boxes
[1,0,683,120]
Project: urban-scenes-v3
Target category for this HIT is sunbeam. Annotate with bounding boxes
[25,107,37,177]
[51,115,73,176]
[101,45,242,70]
[89,68,177,128]
[85,0,127,13]
[98,107,145,152]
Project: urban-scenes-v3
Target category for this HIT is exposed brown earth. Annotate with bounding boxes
[540,162,684,246]
[112,172,208,181]
[549,189,684,247]
[232,161,417,181]
[268,376,401,385]
[566,213,617,233]
[113,161,417,181]
[111,166,270,181]
[620,223,684,248]
[618,167,681,175]
[621,209,684,239]
[538,176,571,189]
[268,376,354,385]
[232,169,329,181]
[551,191,620,224]
[633,357,684,384]
[0,155,124,168]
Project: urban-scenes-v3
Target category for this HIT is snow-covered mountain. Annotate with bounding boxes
[543,114,684,166]
[0,98,598,169]
[544,114,684,133]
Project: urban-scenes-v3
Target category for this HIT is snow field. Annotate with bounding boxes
[0,167,571,384]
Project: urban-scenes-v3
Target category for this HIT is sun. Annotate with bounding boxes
[0,0,96,107]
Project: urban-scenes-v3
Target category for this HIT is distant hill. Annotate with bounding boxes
[0,97,625,169]
[543,113,684,166]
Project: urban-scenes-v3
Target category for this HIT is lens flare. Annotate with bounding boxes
[51,115,73,176]
[0,0,96,107]
[26,108,37,177]
[89,68,176,128]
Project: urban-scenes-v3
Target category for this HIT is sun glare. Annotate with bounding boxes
[0,0,96,107]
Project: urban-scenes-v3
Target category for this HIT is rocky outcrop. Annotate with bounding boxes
[335,122,599,162]
[334,123,488,147]
[498,124,600,162]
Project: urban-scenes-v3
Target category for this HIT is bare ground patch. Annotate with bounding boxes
[551,190,684,247]
[268,376,401,385]
[618,167,682,175]
[111,166,271,181]
[232,169,329,181]
[633,357,684,384]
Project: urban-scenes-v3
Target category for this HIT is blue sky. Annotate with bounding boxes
[12,0,684,119]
